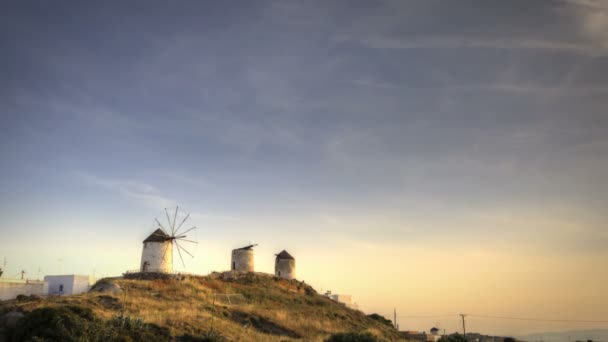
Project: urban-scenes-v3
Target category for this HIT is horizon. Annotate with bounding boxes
[1,0,608,337]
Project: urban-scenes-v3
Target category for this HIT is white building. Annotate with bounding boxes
[140,228,173,273]
[323,291,359,310]
[43,275,91,296]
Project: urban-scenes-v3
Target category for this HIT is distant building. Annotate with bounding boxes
[0,278,44,300]
[323,291,359,310]
[44,275,91,296]
[427,327,442,342]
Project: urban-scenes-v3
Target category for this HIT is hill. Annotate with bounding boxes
[0,272,401,341]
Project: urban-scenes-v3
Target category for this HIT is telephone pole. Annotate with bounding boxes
[460,314,467,339]
[394,308,397,330]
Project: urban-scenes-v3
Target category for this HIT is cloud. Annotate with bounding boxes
[335,34,600,56]
[564,0,608,51]
[74,171,176,209]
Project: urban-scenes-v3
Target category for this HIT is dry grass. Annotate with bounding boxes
[1,272,401,341]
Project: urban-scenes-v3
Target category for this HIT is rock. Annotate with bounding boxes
[90,280,122,294]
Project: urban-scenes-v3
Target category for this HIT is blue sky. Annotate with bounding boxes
[1,0,608,334]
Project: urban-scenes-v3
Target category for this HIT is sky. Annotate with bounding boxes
[1,0,608,336]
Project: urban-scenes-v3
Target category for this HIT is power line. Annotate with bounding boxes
[468,314,608,324]
[397,314,458,318]
[395,313,608,324]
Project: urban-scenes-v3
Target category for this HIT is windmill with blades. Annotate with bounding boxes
[140,206,197,273]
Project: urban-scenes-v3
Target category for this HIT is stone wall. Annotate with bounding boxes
[275,258,296,279]
[231,249,254,272]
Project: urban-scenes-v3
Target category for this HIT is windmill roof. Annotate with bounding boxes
[235,244,257,250]
[143,228,171,243]
[276,250,294,260]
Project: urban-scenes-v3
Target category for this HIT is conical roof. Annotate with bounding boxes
[276,250,294,260]
[143,228,171,243]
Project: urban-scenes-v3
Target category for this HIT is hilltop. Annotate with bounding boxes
[0,272,401,341]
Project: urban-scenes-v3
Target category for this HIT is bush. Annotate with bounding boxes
[179,328,226,341]
[439,334,468,342]
[325,332,378,342]
[11,306,171,342]
[366,313,393,327]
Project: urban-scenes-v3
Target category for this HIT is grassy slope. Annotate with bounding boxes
[1,272,401,341]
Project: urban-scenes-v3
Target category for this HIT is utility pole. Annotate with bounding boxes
[460,314,467,339]
[394,308,397,330]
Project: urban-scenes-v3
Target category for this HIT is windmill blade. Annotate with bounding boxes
[155,218,169,235]
[175,226,196,238]
[164,208,173,235]
[175,238,198,244]
[175,241,186,268]
[173,213,190,236]
[175,241,194,258]
[172,206,179,235]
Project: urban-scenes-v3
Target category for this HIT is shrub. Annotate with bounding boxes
[366,313,393,327]
[325,332,378,342]
[179,328,226,341]
[439,333,468,342]
[12,306,103,342]
[12,306,171,342]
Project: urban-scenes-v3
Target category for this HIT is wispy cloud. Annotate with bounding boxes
[335,34,602,56]
[74,171,176,209]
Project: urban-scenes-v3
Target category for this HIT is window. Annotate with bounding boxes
[59,284,64,293]
[232,262,235,270]
[278,271,281,276]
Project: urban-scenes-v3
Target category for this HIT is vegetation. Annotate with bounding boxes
[366,314,393,327]
[439,334,468,342]
[0,272,400,341]
[325,331,378,342]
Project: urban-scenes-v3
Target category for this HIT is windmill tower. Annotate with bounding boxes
[140,206,197,273]
[231,244,256,272]
[275,250,295,279]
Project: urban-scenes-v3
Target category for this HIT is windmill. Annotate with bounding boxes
[140,206,198,273]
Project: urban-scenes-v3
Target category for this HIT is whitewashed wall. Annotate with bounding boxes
[275,258,296,279]
[44,275,91,295]
[140,241,173,273]
[0,279,44,300]
[231,249,254,272]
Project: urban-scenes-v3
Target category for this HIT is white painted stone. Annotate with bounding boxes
[44,275,91,296]
[0,279,44,300]
[140,241,173,273]
[275,258,296,280]
[231,248,254,272]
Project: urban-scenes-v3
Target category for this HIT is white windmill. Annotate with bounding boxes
[140,206,197,273]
